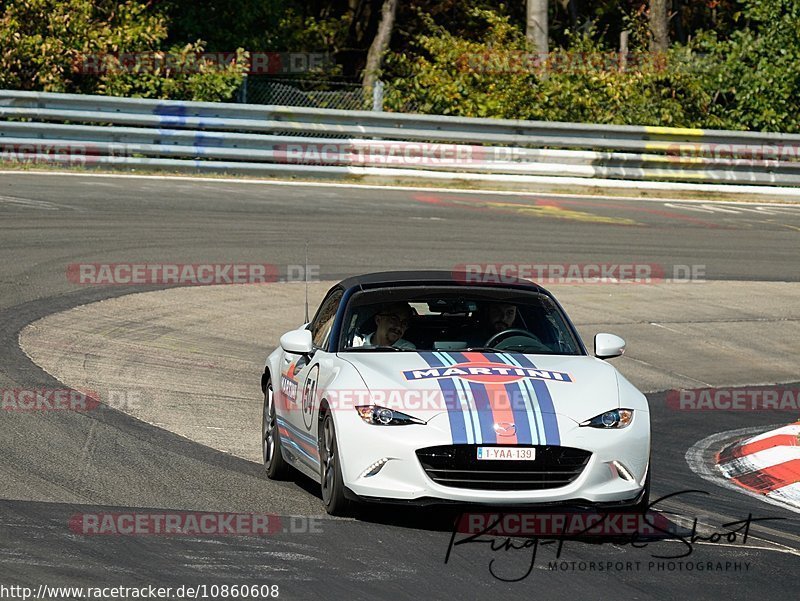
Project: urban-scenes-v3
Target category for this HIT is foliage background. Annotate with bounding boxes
[0,0,797,131]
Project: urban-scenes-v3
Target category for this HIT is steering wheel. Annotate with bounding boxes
[485,328,543,348]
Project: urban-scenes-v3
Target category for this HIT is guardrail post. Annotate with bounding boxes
[620,31,629,72]
[372,80,384,112]
[237,75,249,104]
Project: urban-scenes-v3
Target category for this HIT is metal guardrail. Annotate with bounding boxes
[1,90,799,187]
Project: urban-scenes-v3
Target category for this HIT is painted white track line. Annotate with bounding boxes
[2,169,800,207]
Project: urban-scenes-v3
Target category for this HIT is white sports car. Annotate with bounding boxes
[261,271,650,516]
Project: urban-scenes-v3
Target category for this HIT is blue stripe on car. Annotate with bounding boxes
[479,352,534,445]
[511,354,561,445]
[419,352,468,444]
[494,353,544,444]
[276,416,320,466]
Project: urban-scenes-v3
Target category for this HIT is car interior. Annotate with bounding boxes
[340,289,581,354]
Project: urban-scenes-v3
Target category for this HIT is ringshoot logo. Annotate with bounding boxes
[667,386,800,411]
[453,263,707,284]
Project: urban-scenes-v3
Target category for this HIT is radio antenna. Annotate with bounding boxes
[304,241,310,324]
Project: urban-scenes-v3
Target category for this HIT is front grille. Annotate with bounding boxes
[416,445,591,491]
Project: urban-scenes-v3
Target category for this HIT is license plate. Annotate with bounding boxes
[476,447,536,461]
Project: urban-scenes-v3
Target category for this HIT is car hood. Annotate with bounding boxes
[338,351,620,425]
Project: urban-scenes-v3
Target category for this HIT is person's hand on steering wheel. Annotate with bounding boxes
[484,328,542,348]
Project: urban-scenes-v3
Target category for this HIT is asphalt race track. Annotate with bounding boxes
[1,171,799,600]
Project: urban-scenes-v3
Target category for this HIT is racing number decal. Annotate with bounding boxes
[301,364,319,431]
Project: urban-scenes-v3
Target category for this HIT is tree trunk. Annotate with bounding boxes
[362,0,397,90]
[526,0,549,57]
[649,0,669,52]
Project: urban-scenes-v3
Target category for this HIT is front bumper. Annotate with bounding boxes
[337,410,650,505]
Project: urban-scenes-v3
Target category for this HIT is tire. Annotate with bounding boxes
[319,412,350,516]
[263,380,288,479]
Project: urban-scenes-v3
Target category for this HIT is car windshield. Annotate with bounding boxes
[338,287,583,355]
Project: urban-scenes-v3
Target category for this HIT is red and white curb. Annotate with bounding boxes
[715,422,800,510]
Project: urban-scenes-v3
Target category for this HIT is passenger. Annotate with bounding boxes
[354,302,416,349]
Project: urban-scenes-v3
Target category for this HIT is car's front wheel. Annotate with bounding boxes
[263,380,288,479]
[319,412,350,516]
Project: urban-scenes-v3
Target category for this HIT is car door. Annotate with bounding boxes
[279,289,343,470]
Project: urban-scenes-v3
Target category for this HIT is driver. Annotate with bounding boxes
[487,302,517,334]
[462,302,519,347]
[353,302,416,349]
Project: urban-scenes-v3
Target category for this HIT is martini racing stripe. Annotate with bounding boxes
[434,351,479,445]
[478,352,534,446]
[452,376,478,445]
[465,380,499,445]
[436,351,492,444]
[461,352,516,445]
[484,382,518,444]
[276,415,319,467]
[495,352,546,444]
[446,351,498,445]
[419,352,468,444]
[510,353,562,445]
[416,351,562,446]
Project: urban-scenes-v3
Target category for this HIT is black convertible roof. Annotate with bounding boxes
[337,270,547,292]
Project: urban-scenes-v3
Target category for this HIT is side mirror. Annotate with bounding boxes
[280,329,314,355]
[595,333,626,359]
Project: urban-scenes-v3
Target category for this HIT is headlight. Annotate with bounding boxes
[579,409,633,429]
[355,405,425,426]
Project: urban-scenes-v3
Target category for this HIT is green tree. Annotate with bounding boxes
[696,0,800,131]
[0,0,247,101]
[384,9,719,127]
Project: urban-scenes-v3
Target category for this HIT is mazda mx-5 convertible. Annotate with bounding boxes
[260,271,650,515]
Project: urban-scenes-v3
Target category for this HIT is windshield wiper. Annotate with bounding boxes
[461,346,499,352]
